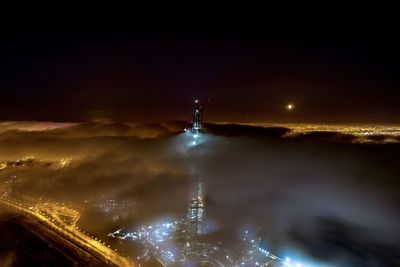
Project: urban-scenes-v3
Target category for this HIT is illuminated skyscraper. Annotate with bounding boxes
[186,100,205,238]
[191,100,202,134]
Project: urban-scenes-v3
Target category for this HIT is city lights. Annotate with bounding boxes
[107,100,312,267]
[1,14,399,267]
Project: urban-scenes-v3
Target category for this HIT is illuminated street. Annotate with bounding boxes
[1,9,400,267]
[0,197,134,267]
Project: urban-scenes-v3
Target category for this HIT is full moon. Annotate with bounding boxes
[287,103,294,110]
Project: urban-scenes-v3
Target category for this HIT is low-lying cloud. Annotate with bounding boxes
[0,121,399,266]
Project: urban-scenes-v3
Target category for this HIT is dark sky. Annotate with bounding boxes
[1,3,400,123]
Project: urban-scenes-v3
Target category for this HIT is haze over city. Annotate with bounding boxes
[0,3,400,267]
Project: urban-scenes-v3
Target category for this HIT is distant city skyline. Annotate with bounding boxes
[0,5,399,267]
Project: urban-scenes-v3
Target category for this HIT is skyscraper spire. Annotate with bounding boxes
[191,99,202,134]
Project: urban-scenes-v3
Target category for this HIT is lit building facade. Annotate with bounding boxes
[191,100,202,134]
[187,179,205,237]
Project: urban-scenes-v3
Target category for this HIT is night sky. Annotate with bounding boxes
[1,3,400,123]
